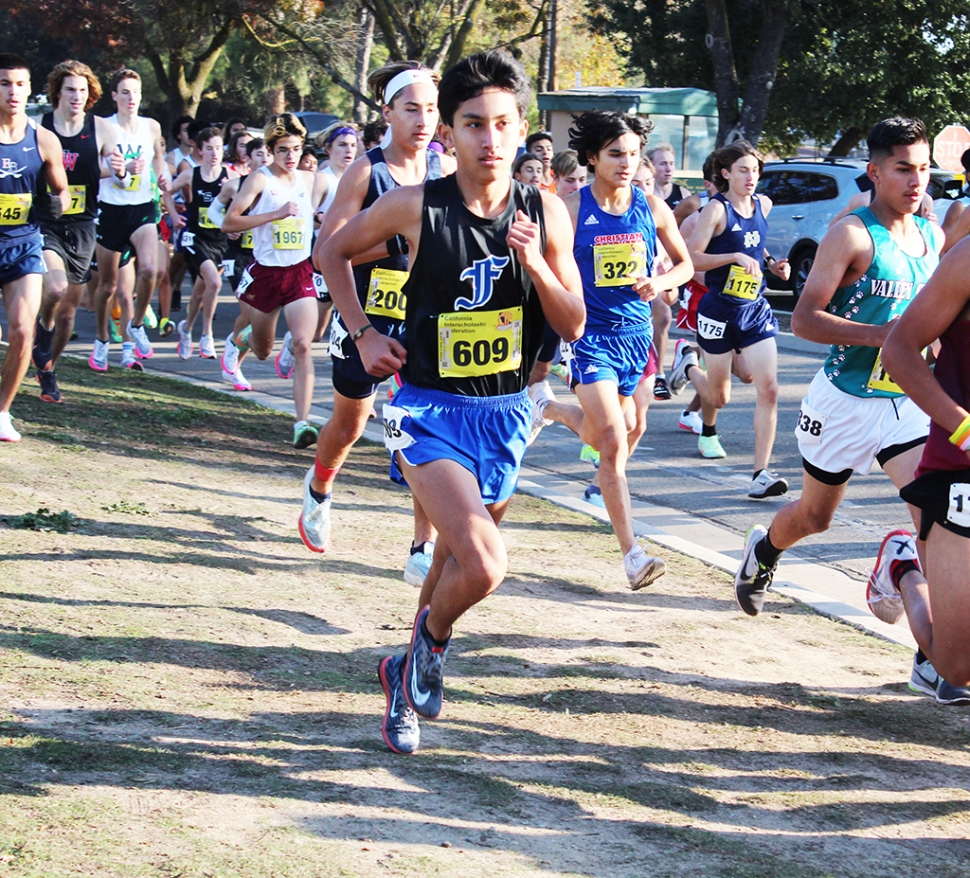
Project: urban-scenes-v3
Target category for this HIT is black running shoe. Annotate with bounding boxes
[734,525,777,616]
[32,321,54,371]
[37,369,62,403]
[653,376,672,401]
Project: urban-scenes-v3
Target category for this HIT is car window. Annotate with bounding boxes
[767,171,839,205]
[756,172,777,197]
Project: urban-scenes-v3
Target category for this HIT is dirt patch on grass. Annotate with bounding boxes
[1,358,969,877]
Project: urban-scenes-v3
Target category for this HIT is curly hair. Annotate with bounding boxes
[47,60,102,111]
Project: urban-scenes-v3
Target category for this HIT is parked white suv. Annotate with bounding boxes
[756,158,870,299]
[759,158,955,300]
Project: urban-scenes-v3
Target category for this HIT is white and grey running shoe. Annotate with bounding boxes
[748,469,789,499]
[668,339,698,396]
[624,543,666,590]
[734,524,776,616]
[126,320,154,359]
[910,651,970,705]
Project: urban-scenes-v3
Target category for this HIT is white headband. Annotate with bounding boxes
[383,69,436,106]
[380,69,437,149]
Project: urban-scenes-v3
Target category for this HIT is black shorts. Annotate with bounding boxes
[40,220,96,285]
[330,313,403,399]
[182,233,227,278]
[221,240,252,290]
[96,201,156,254]
[900,468,970,540]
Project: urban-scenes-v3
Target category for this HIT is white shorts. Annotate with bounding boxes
[796,370,929,477]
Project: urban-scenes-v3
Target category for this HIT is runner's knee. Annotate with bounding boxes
[462,545,508,598]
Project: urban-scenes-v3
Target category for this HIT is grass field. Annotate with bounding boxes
[1,357,969,878]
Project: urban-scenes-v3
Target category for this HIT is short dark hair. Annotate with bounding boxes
[526,131,553,151]
[362,119,387,148]
[170,114,193,141]
[702,152,716,184]
[193,126,222,148]
[222,116,247,140]
[0,54,30,74]
[568,110,653,168]
[186,119,208,142]
[245,137,264,158]
[712,140,763,192]
[438,51,531,128]
[867,117,928,163]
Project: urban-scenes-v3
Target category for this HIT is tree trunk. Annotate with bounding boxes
[735,1,789,144]
[828,127,865,157]
[266,84,286,117]
[704,0,740,147]
[353,5,375,124]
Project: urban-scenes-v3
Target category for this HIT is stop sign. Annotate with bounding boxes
[933,125,970,172]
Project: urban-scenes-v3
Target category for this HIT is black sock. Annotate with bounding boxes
[308,485,330,504]
[410,541,433,556]
[421,617,449,648]
[753,468,765,480]
[685,364,696,380]
[702,423,717,437]
[755,529,783,567]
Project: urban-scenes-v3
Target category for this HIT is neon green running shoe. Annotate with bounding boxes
[110,320,123,344]
[580,444,600,468]
[698,434,727,459]
[143,304,158,329]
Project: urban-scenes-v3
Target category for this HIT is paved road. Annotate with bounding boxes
[26,279,910,586]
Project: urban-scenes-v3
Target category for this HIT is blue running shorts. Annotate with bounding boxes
[569,322,652,397]
[0,235,46,286]
[695,292,777,355]
[384,383,531,506]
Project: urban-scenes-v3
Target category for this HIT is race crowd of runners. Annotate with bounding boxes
[2,48,970,755]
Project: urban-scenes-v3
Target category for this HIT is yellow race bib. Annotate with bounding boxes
[867,349,903,394]
[118,173,141,192]
[365,268,409,321]
[272,218,304,250]
[723,263,762,299]
[438,307,522,378]
[65,185,86,216]
[241,229,253,249]
[198,205,218,229]
[593,240,647,287]
[0,193,31,225]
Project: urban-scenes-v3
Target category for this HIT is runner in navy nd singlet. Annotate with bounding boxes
[0,54,70,441]
[532,110,693,591]
[673,140,792,499]
[166,127,235,361]
[318,51,585,755]
[299,62,455,590]
[881,241,970,701]
[32,61,117,403]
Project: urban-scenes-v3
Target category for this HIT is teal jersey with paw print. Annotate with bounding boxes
[822,207,940,399]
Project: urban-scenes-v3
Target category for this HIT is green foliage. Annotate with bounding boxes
[5,508,79,534]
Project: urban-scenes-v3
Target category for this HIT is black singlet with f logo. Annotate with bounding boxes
[401,175,547,397]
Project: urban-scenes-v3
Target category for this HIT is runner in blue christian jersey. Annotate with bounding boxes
[532,110,693,590]
[299,62,455,589]
[671,140,792,498]
[0,54,70,441]
[319,51,585,755]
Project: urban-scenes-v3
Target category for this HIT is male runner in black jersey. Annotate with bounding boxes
[32,60,117,401]
[321,50,585,754]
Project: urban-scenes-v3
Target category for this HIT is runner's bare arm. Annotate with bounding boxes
[319,185,424,375]
[223,172,288,233]
[94,117,117,178]
[673,193,701,226]
[882,238,970,439]
[790,216,888,347]
[508,192,584,342]
[37,126,69,214]
[687,200,757,273]
[150,120,170,191]
[645,194,694,302]
[312,156,389,270]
